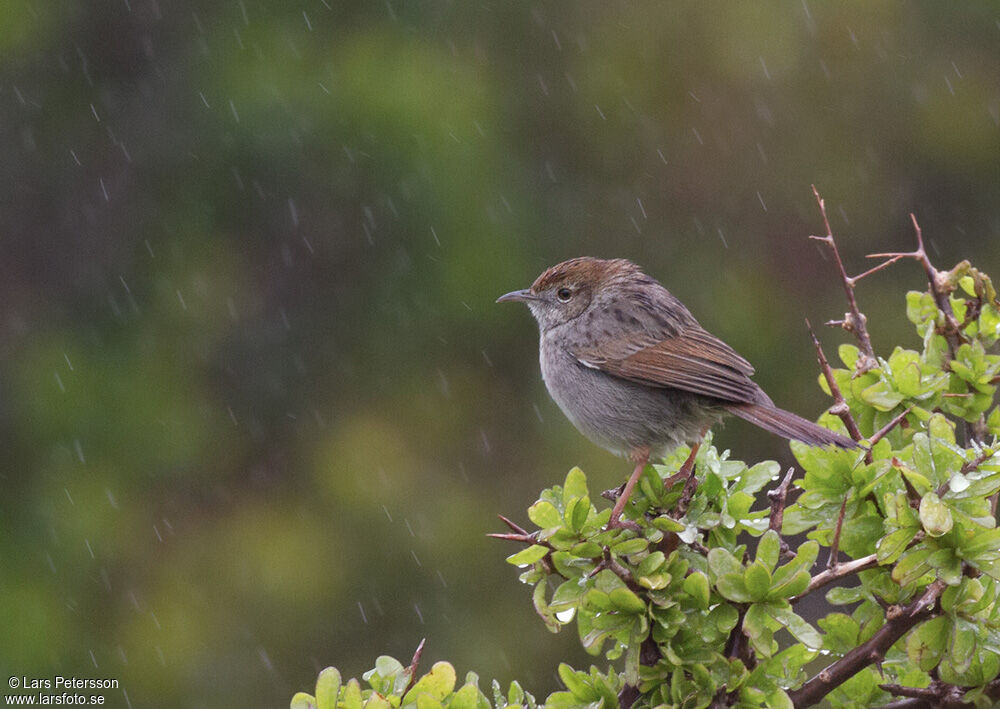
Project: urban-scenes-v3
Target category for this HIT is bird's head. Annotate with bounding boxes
[496,257,641,330]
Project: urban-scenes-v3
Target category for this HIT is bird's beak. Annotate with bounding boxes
[496,289,535,304]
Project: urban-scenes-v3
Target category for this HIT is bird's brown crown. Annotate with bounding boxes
[530,257,640,293]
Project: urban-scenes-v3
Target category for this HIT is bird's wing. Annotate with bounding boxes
[572,324,762,405]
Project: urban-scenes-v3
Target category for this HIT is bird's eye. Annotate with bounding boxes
[557,287,572,302]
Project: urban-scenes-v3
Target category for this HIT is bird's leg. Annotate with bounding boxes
[609,448,650,528]
[662,426,710,490]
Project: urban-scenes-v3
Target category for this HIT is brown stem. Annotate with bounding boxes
[868,407,914,448]
[867,214,964,362]
[794,553,879,602]
[809,185,878,371]
[402,638,427,695]
[767,467,796,558]
[806,319,865,445]
[934,448,999,498]
[788,580,945,708]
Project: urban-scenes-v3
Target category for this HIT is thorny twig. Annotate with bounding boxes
[402,638,427,695]
[788,580,946,708]
[934,447,1000,498]
[807,319,865,446]
[868,406,914,449]
[868,214,965,364]
[794,553,879,602]
[767,467,797,558]
[809,185,880,372]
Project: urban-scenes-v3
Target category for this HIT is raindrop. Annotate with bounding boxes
[413,603,424,624]
[229,99,239,123]
[759,56,771,81]
[302,10,312,31]
[756,191,767,212]
[357,601,368,623]
[636,197,647,219]
[594,104,606,120]
[716,228,728,248]
[410,550,422,567]
[74,440,86,464]
[54,371,66,392]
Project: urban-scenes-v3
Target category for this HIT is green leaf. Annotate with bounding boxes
[949,619,977,672]
[563,467,588,504]
[744,562,772,601]
[736,460,780,494]
[716,573,752,603]
[826,586,864,605]
[637,551,666,578]
[891,546,933,586]
[839,343,860,368]
[505,545,549,566]
[557,664,598,701]
[756,529,780,572]
[919,493,954,537]
[906,616,948,671]
[859,380,905,411]
[608,587,646,614]
[611,538,648,555]
[708,547,744,578]
[448,684,482,709]
[767,603,822,650]
[315,668,341,709]
[528,501,562,529]
[413,696,441,709]
[550,580,584,611]
[770,569,810,599]
[404,662,456,702]
[683,571,711,609]
[651,515,685,532]
[342,680,363,709]
[877,526,918,564]
[291,693,317,709]
[570,496,590,531]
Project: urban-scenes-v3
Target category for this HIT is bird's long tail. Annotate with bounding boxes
[724,402,858,449]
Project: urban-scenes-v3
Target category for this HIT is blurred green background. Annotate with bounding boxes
[2,1,999,706]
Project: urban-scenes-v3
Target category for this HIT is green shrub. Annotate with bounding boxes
[292,204,1000,708]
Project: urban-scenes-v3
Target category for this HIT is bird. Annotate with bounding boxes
[497,257,856,526]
